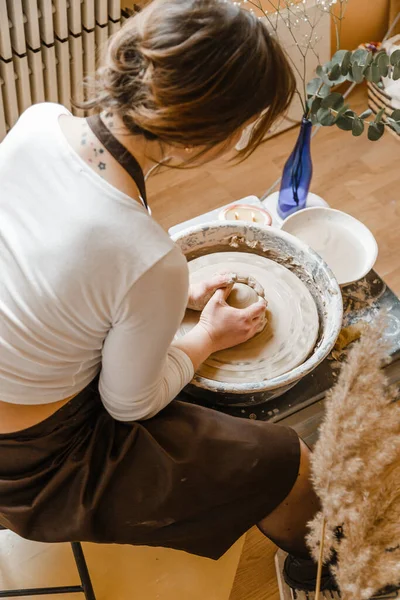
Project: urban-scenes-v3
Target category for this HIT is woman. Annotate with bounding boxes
[0,0,335,593]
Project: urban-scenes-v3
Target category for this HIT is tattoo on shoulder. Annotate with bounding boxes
[80,119,108,174]
[93,147,105,158]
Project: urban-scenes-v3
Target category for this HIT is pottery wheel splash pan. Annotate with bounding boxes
[173,222,343,406]
[178,252,320,382]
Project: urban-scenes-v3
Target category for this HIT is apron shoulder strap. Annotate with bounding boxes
[86,114,148,211]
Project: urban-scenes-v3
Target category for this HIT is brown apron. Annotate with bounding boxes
[0,116,301,559]
[0,382,300,558]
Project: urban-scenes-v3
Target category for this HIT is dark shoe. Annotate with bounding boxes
[275,550,399,600]
[283,553,338,593]
[275,550,341,600]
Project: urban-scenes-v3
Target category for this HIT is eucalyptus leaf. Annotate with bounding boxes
[365,52,374,68]
[332,74,348,85]
[322,61,333,71]
[328,63,342,81]
[317,64,335,86]
[336,116,353,131]
[390,109,400,121]
[341,51,352,75]
[317,107,336,126]
[309,97,322,114]
[393,64,400,80]
[374,50,389,64]
[368,122,385,141]
[331,50,348,66]
[377,51,390,76]
[343,109,357,123]
[337,103,350,117]
[374,64,383,82]
[352,117,364,136]
[313,97,323,112]
[307,77,323,96]
[364,64,381,83]
[375,107,386,123]
[378,61,389,78]
[364,66,373,82]
[390,49,400,66]
[352,62,364,84]
[321,92,344,110]
[351,48,369,66]
[319,84,332,98]
[359,108,373,119]
[387,117,400,133]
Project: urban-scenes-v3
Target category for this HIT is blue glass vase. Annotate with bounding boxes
[277,117,313,220]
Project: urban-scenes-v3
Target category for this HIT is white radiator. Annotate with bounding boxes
[0,0,122,140]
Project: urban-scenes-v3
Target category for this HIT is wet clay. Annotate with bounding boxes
[177,252,319,383]
[227,277,268,332]
[228,282,261,308]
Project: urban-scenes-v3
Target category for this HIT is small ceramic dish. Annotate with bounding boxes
[281,207,378,286]
[219,203,272,226]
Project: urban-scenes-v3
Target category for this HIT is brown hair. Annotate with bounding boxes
[82,0,295,161]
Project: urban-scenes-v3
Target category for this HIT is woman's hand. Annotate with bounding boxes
[197,285,267,353]
[173,282,267,371]
[187,273,237,311]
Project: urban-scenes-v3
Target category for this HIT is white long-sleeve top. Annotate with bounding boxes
[0,103,194,421]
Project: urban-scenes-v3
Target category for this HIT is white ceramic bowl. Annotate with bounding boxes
[281,207,378,286]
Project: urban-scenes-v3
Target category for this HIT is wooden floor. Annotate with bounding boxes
[1,86,399,600]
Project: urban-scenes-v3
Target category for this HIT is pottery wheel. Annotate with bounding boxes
[177,252,319,383]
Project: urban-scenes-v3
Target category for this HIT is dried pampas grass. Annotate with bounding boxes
[307,318,400,599]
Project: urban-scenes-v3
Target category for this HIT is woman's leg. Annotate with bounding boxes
[257,439,320,559]
[257,438,338,591]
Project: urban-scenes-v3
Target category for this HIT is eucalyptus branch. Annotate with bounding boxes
[328,106,380,127]
[236,0,400,143]
[307,47,400,140]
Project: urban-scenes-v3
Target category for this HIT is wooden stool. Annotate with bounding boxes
[0,526,96,599]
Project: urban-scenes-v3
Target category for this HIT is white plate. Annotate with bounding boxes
[281,207,378,286]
